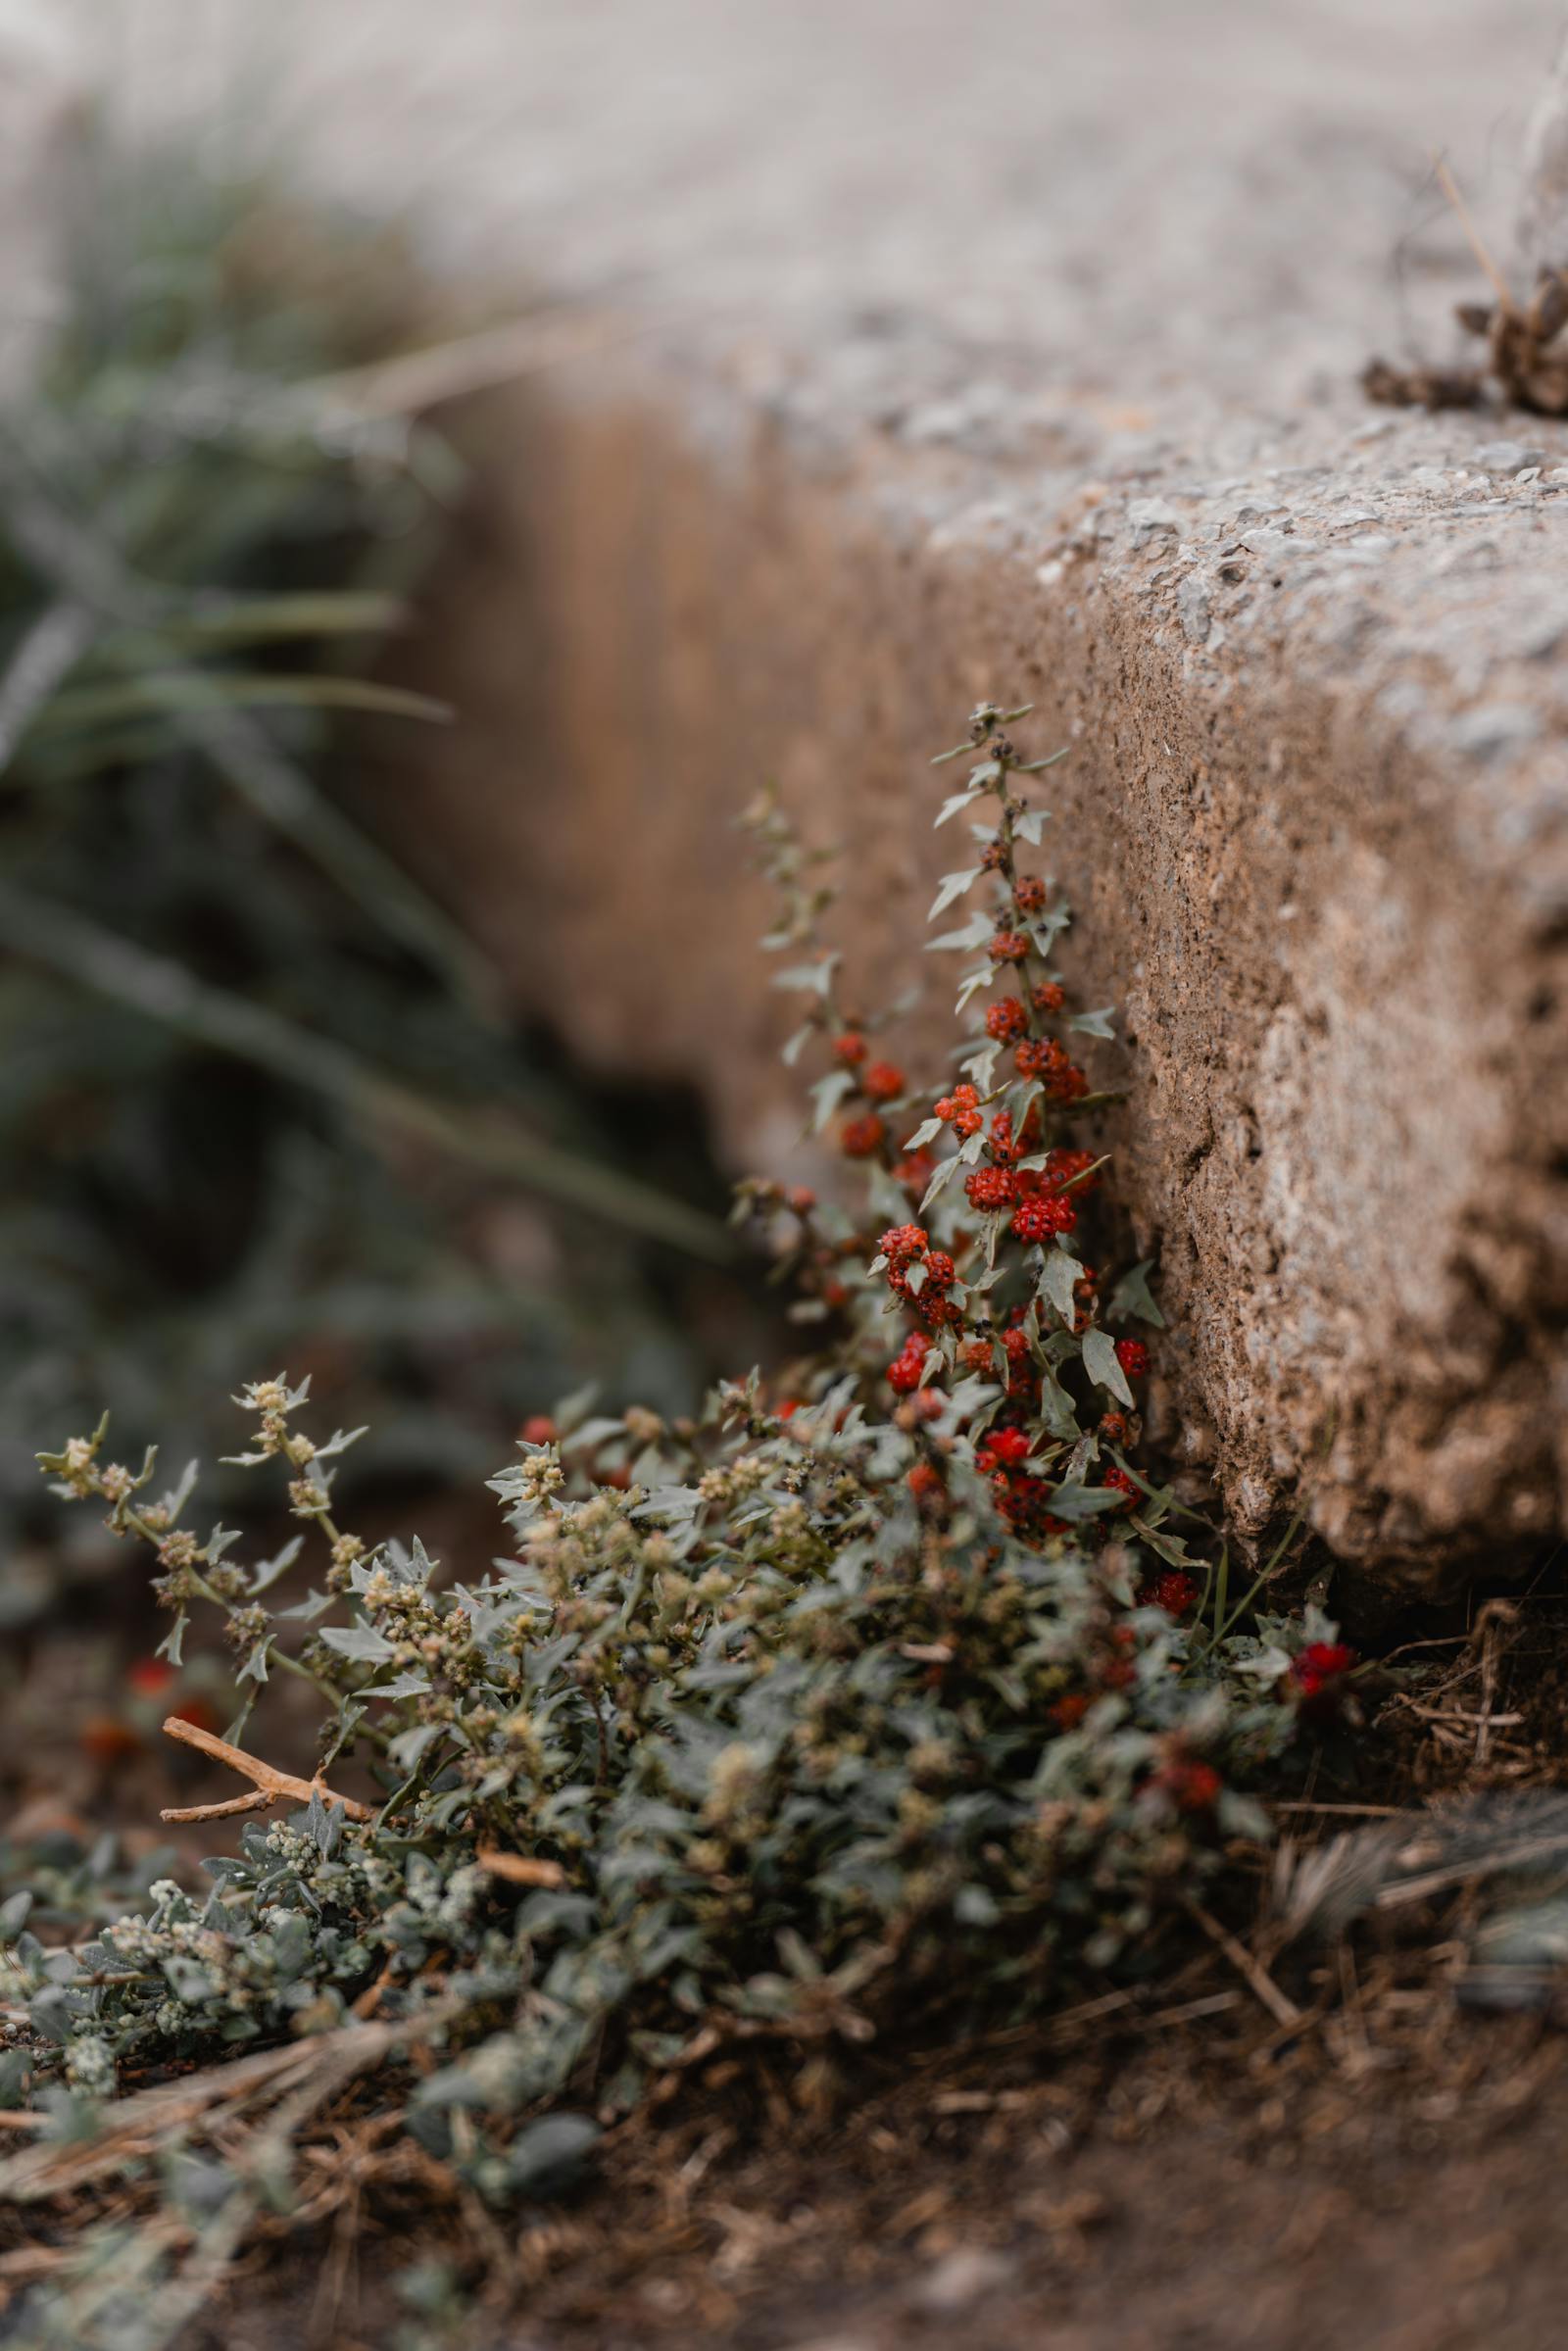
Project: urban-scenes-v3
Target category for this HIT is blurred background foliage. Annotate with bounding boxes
[0,134,753,1633]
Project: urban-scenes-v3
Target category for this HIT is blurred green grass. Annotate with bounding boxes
[0,136,746,1619]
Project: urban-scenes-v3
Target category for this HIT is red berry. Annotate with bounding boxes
[862,1060,905,1102]
[1032,980,1065,1014]
[80,1716,141,1764]
[1010,1196,1076,1245]
[841,1113,887,1159]
[1051,1692,1091,1731]
[962,1337,997,1375]
[988,931,1030,964]
[1044,1148,1097,1195]
[1291,1641,1356,1703]
[1142,1570,1199,1616]
[1158,1758,1221,1813]
[922,1250,956,1292]
[935,1084,980,1125]
[964,1166,1020,1213]
[833,1033,867,1064]
[984,997,1028,1042]
[1102,1464,1139,1508]
[977,1428,1032,1470]
[907,1461,946,1504]
[892,1152,934,1195]
[879,1223,929,1269]
[787,1187,816,1215]
[887,1339,927,1395]
[1099,1410,1130,1445]
[521,1414,559,1446]
[1013,876,1047,914]
[1015,1035,1068,1084]
[124,1657,175,1697]
[1114,1339,1150,1378]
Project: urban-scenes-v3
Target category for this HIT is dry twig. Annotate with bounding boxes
[1185,1899,1303,2030]
[159,1714,373,1823]
[474,1846,567,1889]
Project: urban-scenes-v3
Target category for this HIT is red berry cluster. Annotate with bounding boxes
[1010,1195,1077,1246]
[934,1083,983,1140]
[1154,1755,1222,1813]
[829,1034,907,1157]
[984,997,1029,1042]
[977,1425,1065,1538]
[878,1223,960,1330]
[1290,1641,1355,1705]
[840,1112,886,1159]
[1140,1569,1200,1616]
[862,1060,905,1103]
[1015,1035,1088,1102]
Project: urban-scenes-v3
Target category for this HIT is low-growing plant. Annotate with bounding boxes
[0,706,1359,2341]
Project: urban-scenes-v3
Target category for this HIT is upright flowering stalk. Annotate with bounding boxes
[743,702,1187,1588]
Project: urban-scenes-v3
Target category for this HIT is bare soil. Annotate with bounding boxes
[193,1998,1568,2351]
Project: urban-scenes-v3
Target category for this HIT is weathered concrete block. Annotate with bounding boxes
[111,0,1568,1596]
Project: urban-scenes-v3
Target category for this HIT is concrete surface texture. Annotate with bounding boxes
[97,0,1568,1594]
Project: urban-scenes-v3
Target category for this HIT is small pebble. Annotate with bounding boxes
[1473,440,1545,474]
[910,2246,1016,2316]
[1127,497,1179,547]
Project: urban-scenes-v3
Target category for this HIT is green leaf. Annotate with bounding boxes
[1132,1519,1192,1568]
[28,669,453,736]
[1040,1250,1083,1326]
[927,867,983,921]
[1047,1481,1131,1523]
[249,1536,305,1595]
[1081,1328,1135,1408]
[507,2113,601,2196]
[919,1155,962,1211]
[1108,1259,1166,1329]
[0,1890,32,1942]
[107,589,406,649]
[926,910,993,955]
[808,1069,858,1132]
[1069,1005,1117,1040]
[771,955,840,998]
[319,1623,398,1665]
